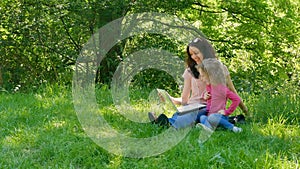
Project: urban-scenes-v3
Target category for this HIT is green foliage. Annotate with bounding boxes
[0,0,131,91]
[121,34,185,94]
[248,83,300,125]
[179,0,300,94]
[0,0,299,94]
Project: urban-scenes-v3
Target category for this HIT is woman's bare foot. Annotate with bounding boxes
[148,112,157,122]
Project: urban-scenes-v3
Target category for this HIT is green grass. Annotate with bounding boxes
[0,85,299,168]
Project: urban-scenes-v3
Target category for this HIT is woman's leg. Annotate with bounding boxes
[168,112,179,125]
[196,108,207,123]
[170,111,198,129]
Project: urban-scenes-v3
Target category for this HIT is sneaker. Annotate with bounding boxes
[148,112,157,123]
[232,126,242,133]
[156,114,170,127]
[229,114,246,124]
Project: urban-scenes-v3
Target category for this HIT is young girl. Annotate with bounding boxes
[196,58,242,133]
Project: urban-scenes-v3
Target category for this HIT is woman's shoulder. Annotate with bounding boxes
[183,68,193,78]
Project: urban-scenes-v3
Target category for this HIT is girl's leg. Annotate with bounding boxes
[200,115,213,129]
[208,113,234,130]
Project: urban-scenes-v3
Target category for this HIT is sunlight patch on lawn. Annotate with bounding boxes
[258,118,300,140]
[3,128,37,148]
[263,150,299,169]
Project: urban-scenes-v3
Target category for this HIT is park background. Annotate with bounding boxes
[0,0,299,168]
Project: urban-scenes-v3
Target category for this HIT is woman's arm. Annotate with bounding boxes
[226,74,249,115]
[170,96,182,105]
[181,75,192,105]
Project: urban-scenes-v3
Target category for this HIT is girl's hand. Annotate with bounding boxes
[203,91,211,100]
[218,110,225,115]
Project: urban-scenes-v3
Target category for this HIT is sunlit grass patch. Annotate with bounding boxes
[259,117,300,139]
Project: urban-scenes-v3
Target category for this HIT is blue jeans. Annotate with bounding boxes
[200,113,234,130]
[169,107,207,129]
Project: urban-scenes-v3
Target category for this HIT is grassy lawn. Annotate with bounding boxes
[0,86,299,168]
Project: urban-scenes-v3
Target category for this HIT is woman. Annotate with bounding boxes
[149,37,248,128]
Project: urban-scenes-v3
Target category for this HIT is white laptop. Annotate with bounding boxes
[156,89,206,115]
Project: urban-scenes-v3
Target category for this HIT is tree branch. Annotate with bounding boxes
[192,2,209,8]
[133,17,207,39]
[221,6,272,25]
[60,16,81,52]
[192,2,225,14]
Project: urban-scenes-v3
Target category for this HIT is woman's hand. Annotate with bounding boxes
[157,92,165,102]
[241,105,249,116]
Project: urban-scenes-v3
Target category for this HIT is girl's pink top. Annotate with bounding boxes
[205,84,241,116]
[182,64,230,105]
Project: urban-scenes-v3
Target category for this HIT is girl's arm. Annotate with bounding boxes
[226,74,249,115]
[224,88,241,116]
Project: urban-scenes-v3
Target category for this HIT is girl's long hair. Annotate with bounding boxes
[197,58,226,86]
